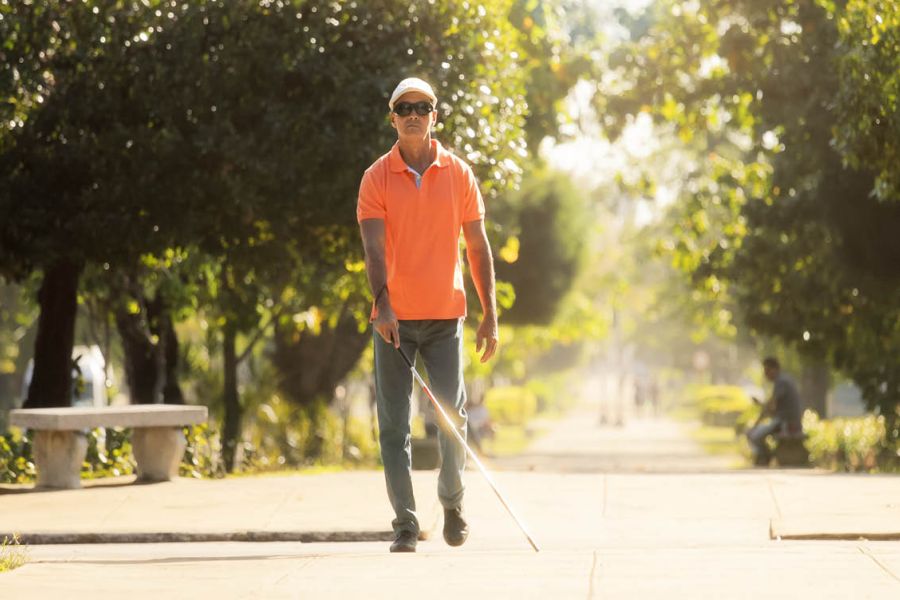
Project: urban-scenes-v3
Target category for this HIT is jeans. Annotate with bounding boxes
[746,418,784,458]
[373,318,468,536]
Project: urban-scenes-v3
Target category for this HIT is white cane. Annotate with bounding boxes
[397,346,540,553]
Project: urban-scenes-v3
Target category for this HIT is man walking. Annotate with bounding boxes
[357,77,499,553]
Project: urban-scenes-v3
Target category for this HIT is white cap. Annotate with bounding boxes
[388,77,437,110]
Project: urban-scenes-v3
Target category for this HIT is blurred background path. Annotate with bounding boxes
[489,372,734,473]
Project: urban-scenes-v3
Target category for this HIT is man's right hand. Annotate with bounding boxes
[374,304,400,348]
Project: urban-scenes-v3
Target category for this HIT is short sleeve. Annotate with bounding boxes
[462,165,485,222]
[357,167,386,222]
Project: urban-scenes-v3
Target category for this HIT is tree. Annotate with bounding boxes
[495,170,589,324]
[0,1,173,408]
[603,0,900,431]
[827,0,900,202]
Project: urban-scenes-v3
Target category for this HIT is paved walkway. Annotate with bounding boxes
[2,384,899,598]
[488,408,735,473]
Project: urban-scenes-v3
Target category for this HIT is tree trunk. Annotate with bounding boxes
[271,305,368,408]
[800,358,830,418]
[25,261,81,409]
[222,320,241,473]
[161,313,185,404]
[116,307,159,404]
[115,291,184,404]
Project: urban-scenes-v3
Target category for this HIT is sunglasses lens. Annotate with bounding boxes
[394,102,433,116]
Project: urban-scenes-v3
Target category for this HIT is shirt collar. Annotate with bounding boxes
[388,139,450,172]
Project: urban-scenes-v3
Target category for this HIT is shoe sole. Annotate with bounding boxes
[443,530,469,547]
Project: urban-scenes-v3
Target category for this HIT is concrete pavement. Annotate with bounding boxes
[2,390,899,598]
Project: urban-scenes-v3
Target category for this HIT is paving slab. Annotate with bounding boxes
[4,540,899,598]
[767,472,900,540]
[0,471,442,544]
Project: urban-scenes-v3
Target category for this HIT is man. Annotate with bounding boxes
[746,357,803,466]
[357,77,499,553]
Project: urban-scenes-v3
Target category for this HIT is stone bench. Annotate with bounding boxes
[10,405,208,489]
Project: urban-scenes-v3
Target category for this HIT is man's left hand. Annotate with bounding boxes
[475,317,499,363]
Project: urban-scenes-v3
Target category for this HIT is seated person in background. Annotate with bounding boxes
[747,357,804,465]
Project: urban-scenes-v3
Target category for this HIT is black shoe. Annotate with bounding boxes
[443,506,469,547]
[390,530,417,553]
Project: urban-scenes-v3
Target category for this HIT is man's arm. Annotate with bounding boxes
[462,219,498,363]
[359,218,399,348]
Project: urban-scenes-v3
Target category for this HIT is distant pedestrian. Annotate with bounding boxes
[358,77,499,553]
[466,392,495,455]
[746,357,803,466]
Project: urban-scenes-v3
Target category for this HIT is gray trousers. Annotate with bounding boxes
[373,319,468,536]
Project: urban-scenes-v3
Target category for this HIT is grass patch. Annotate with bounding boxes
[485,423,547,457]
[688,424,743,456]
[0,534,27,573]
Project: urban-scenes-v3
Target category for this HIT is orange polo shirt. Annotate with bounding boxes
[357,139,485,320]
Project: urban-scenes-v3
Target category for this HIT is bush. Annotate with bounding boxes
[181,423,226,479]
[0,430,34,484]
[240,394,380,472]
[0,394,381,484]
[524,373,576,415]
[1,423,227,484]
[803,411,896,472]
[682,385,756,428]
[484,386,538,426]
[81,428,135,479]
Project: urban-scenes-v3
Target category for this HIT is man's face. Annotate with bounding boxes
[764,365,778,382]
[390,91,437,141]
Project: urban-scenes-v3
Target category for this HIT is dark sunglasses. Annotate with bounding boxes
[393,101,434,116]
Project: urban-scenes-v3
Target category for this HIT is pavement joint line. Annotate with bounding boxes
[260,489,296,532]
[96,488,134,530]
[587,549,600,600]
[765,476,783,519]
[857,544,900,584]
[262,555,320,597]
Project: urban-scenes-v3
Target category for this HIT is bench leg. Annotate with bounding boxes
[33,430,87,489]
[132,427,186,482]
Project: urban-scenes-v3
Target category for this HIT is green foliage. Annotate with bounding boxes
[0,424,226,484]
[241,394,378,471]
[496,170,590,325]
[803,410,897,472]
[682,384,755,428]
[484,385,538,426]
[181,423,225,479]
[0,534,27,573]
[826,0,900,201]
[81,428,134,480]
[508,0,601,151]
[605,0,900,433]
[0,429,34,484]
[525,371,577,415]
